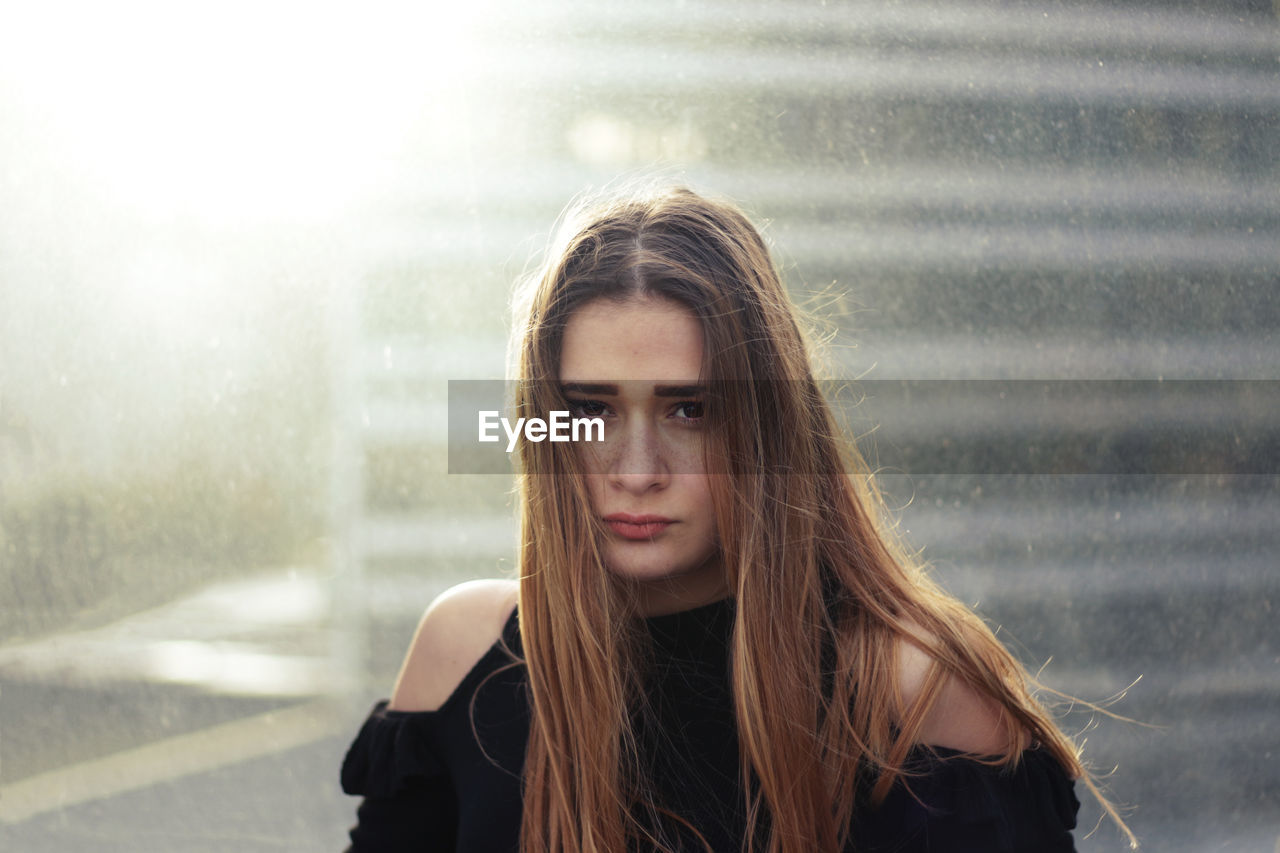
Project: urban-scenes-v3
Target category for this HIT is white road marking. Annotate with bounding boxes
[0,699,343,825]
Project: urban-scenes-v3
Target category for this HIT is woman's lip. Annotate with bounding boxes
[604,513,674,524]
[604,515,674,540]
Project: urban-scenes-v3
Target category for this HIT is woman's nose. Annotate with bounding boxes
[608,420,667,493]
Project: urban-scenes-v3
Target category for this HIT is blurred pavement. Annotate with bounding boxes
[0,569,371,851]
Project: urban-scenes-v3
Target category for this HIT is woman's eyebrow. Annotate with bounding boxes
[559,382,705,397]
[560,382,618,395]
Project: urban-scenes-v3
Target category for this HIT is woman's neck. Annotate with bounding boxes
[631,560,731,617]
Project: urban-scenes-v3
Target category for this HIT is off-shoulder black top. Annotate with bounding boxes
[341,597,1078,852]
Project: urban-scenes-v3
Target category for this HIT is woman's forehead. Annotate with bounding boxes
[559,297,703,384]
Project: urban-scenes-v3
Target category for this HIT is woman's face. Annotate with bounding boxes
[559,295,725,615]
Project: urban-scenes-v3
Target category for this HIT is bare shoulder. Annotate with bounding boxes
[895,627,1024,756]
[389,578,519,712]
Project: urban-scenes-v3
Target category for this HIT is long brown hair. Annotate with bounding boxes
[510,183,1131,852]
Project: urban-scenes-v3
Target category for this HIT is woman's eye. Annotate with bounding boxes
[672,401,705,421]
[567,399,609,418]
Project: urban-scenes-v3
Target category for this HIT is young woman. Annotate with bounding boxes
[341,185,1129,851]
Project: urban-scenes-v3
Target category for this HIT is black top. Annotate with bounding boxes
[341,597,1078,852]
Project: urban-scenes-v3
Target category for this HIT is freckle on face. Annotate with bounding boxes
[559,296,723,609]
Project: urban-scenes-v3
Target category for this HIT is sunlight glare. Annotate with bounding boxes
[1,0,482,223]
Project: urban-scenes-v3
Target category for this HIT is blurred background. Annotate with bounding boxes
[1,0,1276,850]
